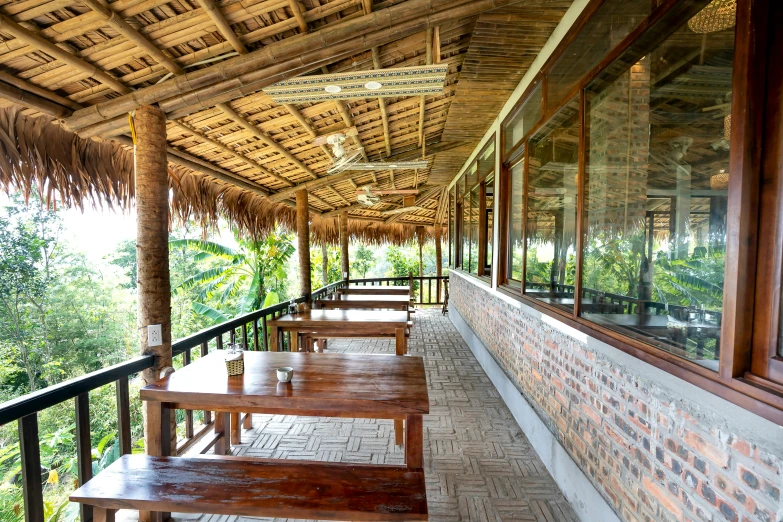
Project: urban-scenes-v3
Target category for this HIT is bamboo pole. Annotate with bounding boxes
[269,169,356,202]
[288,0,309,32]
[80,0,184,75]
[417,227,425,277]
[196,0,248,54]
[65,0,503,131]
[296,189,312,302]
[0,72,82,111]
[435,224,442,277]
[371,47,392,158]
[135,105,175,454]
[339,211,350,279]
[0,80,72,118]
[0,13,130,96]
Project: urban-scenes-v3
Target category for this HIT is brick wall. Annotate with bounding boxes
[450,273,783,522]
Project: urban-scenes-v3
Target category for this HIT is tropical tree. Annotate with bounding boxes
[170,229,295,322]
[353,244,375,278]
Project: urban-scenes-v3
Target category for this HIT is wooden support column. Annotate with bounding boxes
[321,243,329,286]
[339,212,350,280]
[135,105,174,455]
[417,227,425,277]
[435,225,443,301]
[296,189,312,301]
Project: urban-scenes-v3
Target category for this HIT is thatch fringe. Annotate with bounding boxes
[0,108,441,245]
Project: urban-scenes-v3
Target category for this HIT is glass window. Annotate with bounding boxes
[478,140,495,181]
[469,187,480,274]
[508,158,525,281]
[580,3,734,369]
[449,187,455,266]
[504,83,543,156]
[485,174,494,272]
[546,0,650,113]
[524,97,580,312]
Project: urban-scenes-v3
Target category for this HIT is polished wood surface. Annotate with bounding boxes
[141,351,429,418]
[70,455,428,521]
[314,294,411,314]
[338,285,411,295]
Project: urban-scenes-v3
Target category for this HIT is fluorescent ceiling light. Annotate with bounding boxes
[324,85,342,93]
[365,81,382,90]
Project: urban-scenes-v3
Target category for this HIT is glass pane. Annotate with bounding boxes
[469,188,480,274]
[449,188,455,266]
[504,83,543,156]
[478,140,496,180]
[508,159,525,281]
[546,0,650,113]
[524,96,580,312]
[461,199,469,269]
[580,3,734,370]
[485,174,495,271]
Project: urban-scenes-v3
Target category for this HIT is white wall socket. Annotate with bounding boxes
[148,324,162,347]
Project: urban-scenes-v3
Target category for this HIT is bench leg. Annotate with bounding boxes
[230,412,241,445]
[94,507,116,522]
[395,328,405,356]
[243,412,252,429]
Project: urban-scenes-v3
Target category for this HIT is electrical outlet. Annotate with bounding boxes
[148,324,162,347]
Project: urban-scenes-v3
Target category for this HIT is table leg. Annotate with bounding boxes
[94,507,116,522]
[214,411,229,455]
[144,401,171,522]
[291,329,300,352]
[405,414,423,469]
[230,412,241,445]
[394,419,404,445]
[243,412,252,429]
[395,327,405,356]
[269,325,279,351]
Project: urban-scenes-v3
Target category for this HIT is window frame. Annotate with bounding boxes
[454,0,783,424]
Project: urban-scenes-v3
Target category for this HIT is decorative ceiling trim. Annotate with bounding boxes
[263,65,449,103]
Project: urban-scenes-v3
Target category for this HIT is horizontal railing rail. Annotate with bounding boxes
[0,279,347,522]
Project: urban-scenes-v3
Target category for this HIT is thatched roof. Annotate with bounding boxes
[0,0,574,243]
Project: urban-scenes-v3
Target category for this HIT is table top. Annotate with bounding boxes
[339,285,410,294]
[582,313,719,330]
[268,309,410,327]
[140,351,429,417]
[318,294,411,303]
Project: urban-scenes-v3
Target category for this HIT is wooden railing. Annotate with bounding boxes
[349,274,449,305]
[0,280,345,522]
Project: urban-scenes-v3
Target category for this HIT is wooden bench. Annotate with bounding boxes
[71,455,428,522]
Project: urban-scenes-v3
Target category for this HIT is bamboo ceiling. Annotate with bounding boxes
[0,0,573,241]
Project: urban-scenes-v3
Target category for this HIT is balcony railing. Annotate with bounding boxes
[0,275,446,521]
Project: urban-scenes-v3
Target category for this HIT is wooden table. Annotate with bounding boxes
[267,309,411,355]
[338,284,411,296]
[314,293,412,318]
[140,351,429,464]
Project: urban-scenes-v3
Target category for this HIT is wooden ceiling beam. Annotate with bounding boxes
[288,0,309,33]
[385,185,441,224]
[370,46,393,158]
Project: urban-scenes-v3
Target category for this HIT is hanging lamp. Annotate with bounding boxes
[688,0,736,33]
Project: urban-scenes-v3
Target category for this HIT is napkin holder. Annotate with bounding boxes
[225,351,244,376]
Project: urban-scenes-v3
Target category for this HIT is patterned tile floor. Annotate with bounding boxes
[126,309,579,522]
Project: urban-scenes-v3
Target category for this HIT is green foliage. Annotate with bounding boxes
[384,246,418,278]
[310,245,341,288]
[353,244,375,278]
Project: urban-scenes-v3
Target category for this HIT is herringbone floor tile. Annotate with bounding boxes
[122,309,579,522]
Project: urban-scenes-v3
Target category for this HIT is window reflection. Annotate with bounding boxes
[469,188,479,274]
[580,3,734,368]
[524,97,580,312]
[505,84,543,155]
[508,159,525,281]
[485,174,494,272]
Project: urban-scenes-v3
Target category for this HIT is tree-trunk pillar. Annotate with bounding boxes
[135,105,175,456]
[321,243,329,286]
[339,211,349,281]
[435,225,442,300]
[296,189,312,301]
[417,227,425,277]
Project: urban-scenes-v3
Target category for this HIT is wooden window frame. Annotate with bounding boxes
[458,0,783,424]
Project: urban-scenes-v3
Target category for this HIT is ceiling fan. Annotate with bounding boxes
[315,130,430,174]
[356,185,418,207]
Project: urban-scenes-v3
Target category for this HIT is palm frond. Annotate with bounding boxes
[176,266,234,292]
[168,239,237,259]
[191,302,231,323]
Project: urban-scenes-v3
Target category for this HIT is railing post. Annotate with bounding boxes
[252,320,260,351]
[242,323,248,349]
[182,350,194,439]
[75,393,93,522]
[200,342,211,425]
[18,414,44,522]
[116,376,132,455]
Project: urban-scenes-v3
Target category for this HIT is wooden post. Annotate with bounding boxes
[296,189,312,302]
[435,225,442,300]
[135,105,175,456]
[417,227,425,277]
[339,211,350,281]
